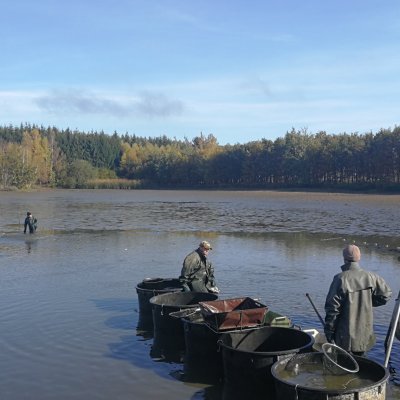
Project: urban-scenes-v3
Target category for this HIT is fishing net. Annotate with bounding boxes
[322,343,359,375]
[284,352,322,374]
[169,308,201,319]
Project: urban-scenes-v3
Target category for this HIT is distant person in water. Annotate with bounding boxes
[24,212,37,234]
[179,240,219,293]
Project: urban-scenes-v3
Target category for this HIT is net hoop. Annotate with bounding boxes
[322,342,360,374]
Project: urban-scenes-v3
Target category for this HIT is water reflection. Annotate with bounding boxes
[93,298,137,331]
[92,298,136,313]
[24,237,38,253]
[136,325,154,340]
[190,385,223,400]
[110,331,155,374]
[150,329,186,363]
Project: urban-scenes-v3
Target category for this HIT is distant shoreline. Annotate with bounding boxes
[2,184,400,197]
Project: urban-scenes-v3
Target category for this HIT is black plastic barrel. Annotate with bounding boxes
[271,352,389,400]
[150,291,218,359]
[150,331,184,363]
[218,326,314,393]
[136,277,184,330]
[182,311,224,383]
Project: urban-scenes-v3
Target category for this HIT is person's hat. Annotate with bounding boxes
[343,244,361,262]
[199,240,212,250]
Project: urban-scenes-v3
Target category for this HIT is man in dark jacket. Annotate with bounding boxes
[324,244,392,355]
[24,212,37,234]
[179,241,219,293]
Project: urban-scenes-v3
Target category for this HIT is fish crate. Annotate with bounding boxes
[263,310,292,327]
[198,297,268,331]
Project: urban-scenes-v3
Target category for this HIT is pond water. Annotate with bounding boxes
[0,189,399,399]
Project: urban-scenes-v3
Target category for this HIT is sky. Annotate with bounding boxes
[0,1,399,145]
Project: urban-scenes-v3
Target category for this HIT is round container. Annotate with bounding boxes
[136,277,184,330]
[218,326,314,392]
[150,291,218,356]
[272,352,389,400]
[182,311,224,383]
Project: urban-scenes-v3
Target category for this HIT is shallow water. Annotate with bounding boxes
[0,189,399,399]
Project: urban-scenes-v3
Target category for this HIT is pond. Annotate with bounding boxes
[0,189,399,399]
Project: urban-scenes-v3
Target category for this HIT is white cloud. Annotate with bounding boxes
[32,89,185,118]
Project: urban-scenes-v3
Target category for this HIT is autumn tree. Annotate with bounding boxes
[0,142,36,188]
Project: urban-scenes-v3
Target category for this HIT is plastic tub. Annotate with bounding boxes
[218,326,314,392]
[272,352,389,400]
[136,277,184,329]
[150,291,218,356]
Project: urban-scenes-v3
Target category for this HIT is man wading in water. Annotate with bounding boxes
[179,240,219,293]
[24,212,38,234]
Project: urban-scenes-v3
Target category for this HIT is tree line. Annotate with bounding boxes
[0,123,399,191]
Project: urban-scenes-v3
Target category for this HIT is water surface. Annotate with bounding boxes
[0,190,399,399]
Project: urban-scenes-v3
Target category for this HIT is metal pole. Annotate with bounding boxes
[384,290,400,368]
[306,293,325,328]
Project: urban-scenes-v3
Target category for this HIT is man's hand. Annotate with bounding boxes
[209,286,220,294]
[325,330,335,344]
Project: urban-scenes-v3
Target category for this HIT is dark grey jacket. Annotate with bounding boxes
[24,216,37,234]
[179,249,217,293]
[324,262,392,353]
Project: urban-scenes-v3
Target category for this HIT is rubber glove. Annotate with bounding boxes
[325,330,335,344]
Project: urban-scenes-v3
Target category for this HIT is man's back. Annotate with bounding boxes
[325,254,391,353]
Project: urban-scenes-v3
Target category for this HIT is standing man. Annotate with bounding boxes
[324,244,392,355]
[179,240,219,293]
[24,212,37,234]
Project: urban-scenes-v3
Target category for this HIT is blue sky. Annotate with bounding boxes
[1,1,399,145]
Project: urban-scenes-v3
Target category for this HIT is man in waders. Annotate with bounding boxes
[324,244,392,356]
[24,212,38,234]
[179,240,219,293]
